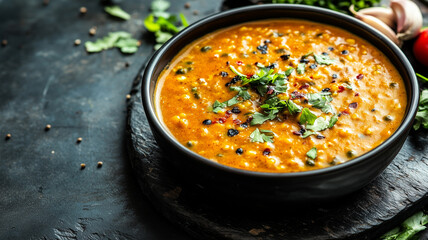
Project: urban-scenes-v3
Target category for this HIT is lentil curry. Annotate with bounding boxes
[155,20,407,173]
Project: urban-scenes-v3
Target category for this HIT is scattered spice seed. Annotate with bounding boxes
[76,137,83,143]
[332,73,338,79]
[5,133,11,140]
[89,27,96,36]
[1,39,7,46]
[220,71,228,77]
[45,124,51,131]
[322,88,331,92]
[341,50,349,55]
[126,94,131,100]
[192,10,199,15]
[74,39,81,46]
[328,46,334,51]
[80,163,86,169]
[306,159,315,166]
[263,148,271,156]
[236,148,243,155]
[231,106,241,114]
[125,62,130,68]
[97,161,103,168]
[184,2,190,8]
[240,123,248,128]
[202,119,212,125]
[349,102,358,109]
[80,6,87,14]
[383,115,393,121]
[227,129,239,137]
[280,54,290,60]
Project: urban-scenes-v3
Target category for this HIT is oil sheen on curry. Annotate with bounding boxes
[155,20,407,173]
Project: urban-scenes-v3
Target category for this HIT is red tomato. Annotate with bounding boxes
[413,29,428,67]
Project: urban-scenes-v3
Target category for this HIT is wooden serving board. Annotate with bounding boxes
[126,67,428,239]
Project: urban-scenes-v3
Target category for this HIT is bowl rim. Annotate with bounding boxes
[142,4,419,179]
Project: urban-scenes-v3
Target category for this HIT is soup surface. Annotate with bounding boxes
[155,20,407,173]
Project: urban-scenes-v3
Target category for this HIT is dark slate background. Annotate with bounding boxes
[0,0,427,239]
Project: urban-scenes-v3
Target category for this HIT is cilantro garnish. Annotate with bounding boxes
[381,211,428,240]
[251,110,279,125]
[212,87,251,113]
[144,0,189,50]
[283,67,295,76]
[414,89,428,130]
[249,128,274,143]
[287,100,302,115]
[299,108,317,125]
[104,6,131,20]
[314,54,335,65]
[307,92,335,113]
[328,114,338,128]
[306,117,329,132]
[306,147,317,159]
[85,31,139,54]
[297,63,306,74]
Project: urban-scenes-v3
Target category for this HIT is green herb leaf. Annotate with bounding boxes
[381,211,428,240]
[416,73,428,82]
[250,128,274,143]
[179,13,189,27]
[314,54,335,65]
[251,109,278,125]
[328,114,338,128]
[306,117,329,132]
[212,100,226,113]
[287,100,302,115]
[302,130,316,138]
[230,65,247,78]
[297,63,306,74]
[85,31,138,54]
[104,6,131,20]
[299,108,317,125]
[413,90,428,130]
[284,67,294,76]
[306,147,317,159]
[144,14,161,32]
[151,0,170,12]
[307,92,334,113]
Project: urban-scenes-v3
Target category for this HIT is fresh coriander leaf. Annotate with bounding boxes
[306,117,329,132]
[381,227,400,240]
[328,115,338,128]
[297,63,306,74]
[144,14,161,32]
[151,0,170,12]
[419,90,428,111]
[238,90,251,100]
[395,211,428,240]
[212,100,226,113]
[314,54,335,65]
[284,67,294,76]
[256,85,268,96]
[104,5,131,20]
[287,100,302,115]
[414,110,428,130]
[302,130,316,138]
[156,17,179,33]
[307,92,334,113]
[251,109,278,125]
[224,96,240,106]
[250,128,274,143]
[85,32,138,54]
[299,108,317,125]
[302,52,313,58]
[306,147,317,159]
[230,65,247,78]
[179,13,189,27]
[155,31,173,44]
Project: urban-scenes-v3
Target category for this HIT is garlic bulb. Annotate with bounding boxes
[390,0,423,41]
[349,5,402,46]
[358,7,396,28]
[350,0,423,46]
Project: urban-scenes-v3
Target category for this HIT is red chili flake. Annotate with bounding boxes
[349,102,358,109]
[225,110,232,118]
[237,61,243,66]
[310,76,313,79]
[354,92,360,97]
[267,86,275,95]
[340,109,350,115]
[299,83,309,90]
[246,74,253,78]
[233,119,242,125]
[331,80,337,83]
[218,117,226,124]
[211,120,218,124]
[338,86,345,93]
[263,148,271,156]
[356,74,364,80]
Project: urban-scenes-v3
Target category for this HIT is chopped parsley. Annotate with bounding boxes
[306,147,317,159]
[250,128,274,143]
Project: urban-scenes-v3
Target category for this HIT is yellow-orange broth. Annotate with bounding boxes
[155,20,407,173]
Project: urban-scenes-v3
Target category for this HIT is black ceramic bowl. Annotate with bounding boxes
[142,4,419,202]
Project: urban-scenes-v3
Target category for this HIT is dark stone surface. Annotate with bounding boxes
[0,0,219,239]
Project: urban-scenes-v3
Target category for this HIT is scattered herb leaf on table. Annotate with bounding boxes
[104,5,131,20]
[85,31,139,54]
